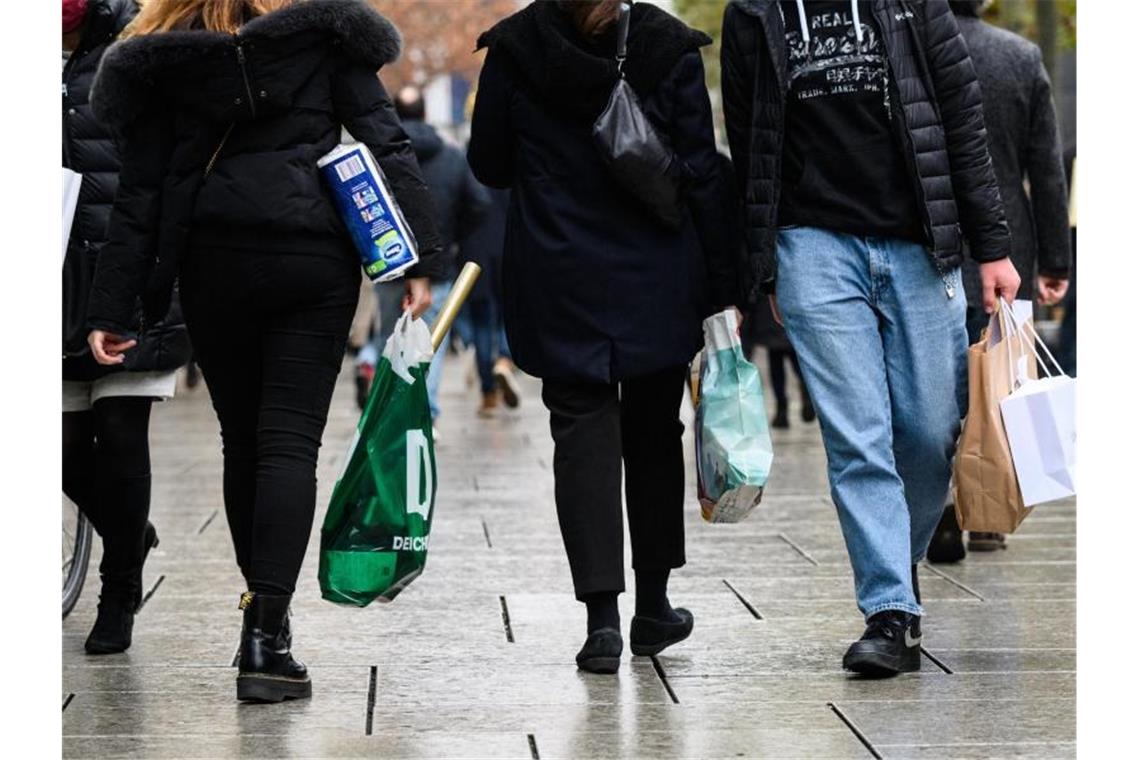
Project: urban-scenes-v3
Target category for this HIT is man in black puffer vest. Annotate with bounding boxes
[722,0,1021,677]
[62,0,190,657]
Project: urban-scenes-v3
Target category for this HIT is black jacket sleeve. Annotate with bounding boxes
[332,60,445,280]
[720,5,753,199]
[1024,47,1071,279]
[85,108,175,338]
[667,52,741,312]
[922,0,1012,263]
[467,49,516,189]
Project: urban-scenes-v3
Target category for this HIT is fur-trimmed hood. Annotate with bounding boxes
[477,0,710,122]
[91,0,402,128]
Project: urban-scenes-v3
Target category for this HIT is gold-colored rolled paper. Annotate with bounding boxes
[430,262,482,352]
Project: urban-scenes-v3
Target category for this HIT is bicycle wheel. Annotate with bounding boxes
[63,496,93,619]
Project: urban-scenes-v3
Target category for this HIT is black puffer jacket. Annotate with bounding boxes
[721,0,1012,302]
[86,0,444,337]
[63,0,190,378]
[402,120,490,281]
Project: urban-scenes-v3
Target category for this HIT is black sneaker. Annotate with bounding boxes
[926,506,966,564]
[576,628,623,674]
[842,610,922,677]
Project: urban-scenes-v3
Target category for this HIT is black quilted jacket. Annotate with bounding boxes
[721,0,1012,302]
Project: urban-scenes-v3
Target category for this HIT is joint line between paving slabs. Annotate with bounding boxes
[527,733,540,759]
[777,532,820,566]
[230,645,241,668]
[722,579,763,619]
[482,518,493,549]
[499,596,515,643]
[828,702,883,759]
[920,647,954,674]
[196,509,219,535]
[365,665,377,735]
[137,574,165,612]
[650,656,680,704]
[921,562,987,601]
[62,693,75,712]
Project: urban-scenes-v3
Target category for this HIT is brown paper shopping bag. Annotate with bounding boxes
[953,310,1038,533]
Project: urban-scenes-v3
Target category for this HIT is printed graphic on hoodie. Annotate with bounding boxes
[784,0,889,113]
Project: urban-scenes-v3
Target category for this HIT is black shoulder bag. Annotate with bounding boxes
[592,2,686,229]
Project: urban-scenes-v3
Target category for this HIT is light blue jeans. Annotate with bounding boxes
[357,279,452,421]
[775,227,967,619]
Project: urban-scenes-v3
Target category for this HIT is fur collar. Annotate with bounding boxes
[477,1,710,121]
[91,0,401,128]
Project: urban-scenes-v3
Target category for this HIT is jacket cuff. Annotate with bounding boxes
[1038,267,1071,280]
[86,317,138,342]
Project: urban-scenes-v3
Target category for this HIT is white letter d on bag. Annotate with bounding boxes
[405,429,433,520]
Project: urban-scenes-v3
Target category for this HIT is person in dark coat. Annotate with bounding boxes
[458,186,523,417]
[926,0,1072,562]
[469,0,740,673]
[354,86,490,422]
[61,0,191,659]
[722,0,1021,676]
[86,0,443,703]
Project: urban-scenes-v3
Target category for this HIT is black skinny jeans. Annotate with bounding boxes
[541,365,688,599]
[181,242,360,595]
[62,397,154,588]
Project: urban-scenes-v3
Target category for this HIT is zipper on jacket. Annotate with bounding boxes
[235,39,257,119]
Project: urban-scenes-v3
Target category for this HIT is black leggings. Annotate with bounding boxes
[541,365,688,599]
[62,397,153,582]
[181,242,360,595]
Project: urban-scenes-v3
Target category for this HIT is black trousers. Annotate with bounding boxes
[541,365,688,599]
[181,242,360,594]
[62,397,154,585]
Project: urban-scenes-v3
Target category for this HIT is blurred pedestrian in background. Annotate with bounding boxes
[86,0,442,702]
[746,299,814,430]
[354,86,490,434]
[469,0,740,674]
[458,186,523,418]
[62,0,191,656]
[927,0,1072,563]
[722,0,1019,676]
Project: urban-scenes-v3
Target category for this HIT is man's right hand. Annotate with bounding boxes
[978,258,1021,314]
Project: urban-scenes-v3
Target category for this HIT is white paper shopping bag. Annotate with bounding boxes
[1000,375,1076,506]
[996,301,1077,507]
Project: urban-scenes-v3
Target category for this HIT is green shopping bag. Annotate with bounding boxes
[319,312,437,606]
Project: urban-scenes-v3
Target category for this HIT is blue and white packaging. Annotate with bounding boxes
[318,142,419,282]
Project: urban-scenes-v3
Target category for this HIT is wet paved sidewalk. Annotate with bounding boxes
[63,349,1076,759]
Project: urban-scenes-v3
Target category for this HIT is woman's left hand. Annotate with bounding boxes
[402,277,432,319]
[88,329,137,365]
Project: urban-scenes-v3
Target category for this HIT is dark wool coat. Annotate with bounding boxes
[63,0,191,379]
[721,0,1013,302]
[468,1,741,385]
[955,14,1072,308]
[86,0,444,338]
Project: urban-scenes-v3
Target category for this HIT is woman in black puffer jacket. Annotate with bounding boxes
[87,0,443,703]
[62,0,190,659]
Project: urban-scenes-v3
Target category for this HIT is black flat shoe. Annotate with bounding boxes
[842,610,921,678]
[576,628,623,674]
[630,608,694,657]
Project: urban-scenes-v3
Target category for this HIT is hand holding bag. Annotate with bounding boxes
[592,1,686,228]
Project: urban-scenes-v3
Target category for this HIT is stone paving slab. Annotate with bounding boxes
[62,351,1077,758]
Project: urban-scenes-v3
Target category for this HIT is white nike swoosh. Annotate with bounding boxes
[904,629,922,648]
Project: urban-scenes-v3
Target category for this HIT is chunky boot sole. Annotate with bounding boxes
[236,673,312,703]
[842,646,922,677]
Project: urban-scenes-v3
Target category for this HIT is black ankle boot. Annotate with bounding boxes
[84,587,138,655]
[801,394,816,423]
[926,506,965,564]
[236,592,311,702]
